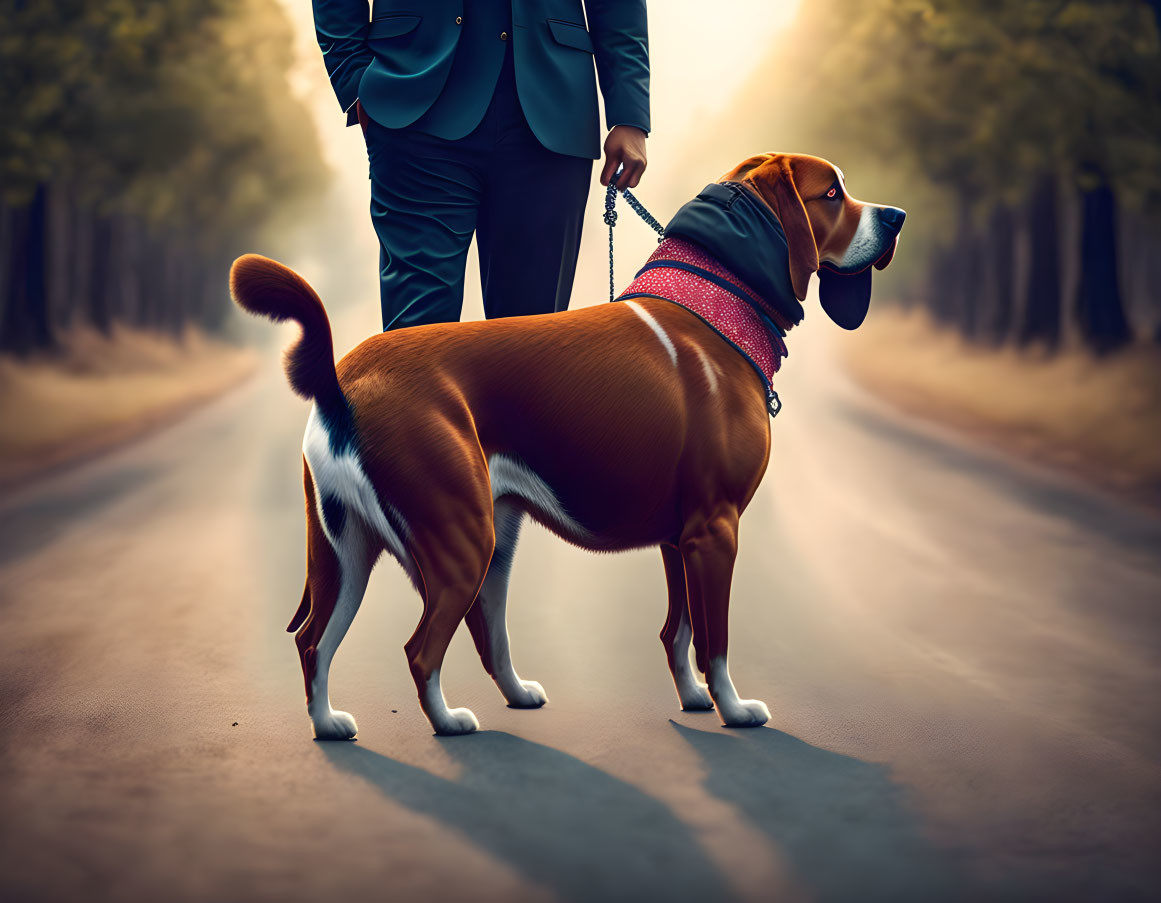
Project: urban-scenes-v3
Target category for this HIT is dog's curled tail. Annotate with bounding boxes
[230,254,346,417]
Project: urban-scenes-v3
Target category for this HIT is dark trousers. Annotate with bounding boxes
[363,50,593,331]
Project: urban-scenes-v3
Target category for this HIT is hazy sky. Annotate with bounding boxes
[275,1,802,321]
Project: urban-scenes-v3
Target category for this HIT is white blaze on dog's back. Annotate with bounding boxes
[691,343,721,395]
[625,301,678,366]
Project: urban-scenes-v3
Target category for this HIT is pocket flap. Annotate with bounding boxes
[547,19,594,54]
[368,15,421,39]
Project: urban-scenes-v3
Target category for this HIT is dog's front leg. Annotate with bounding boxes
[464,501,548,709]
[659,543,714,711]
[680,508,770,728]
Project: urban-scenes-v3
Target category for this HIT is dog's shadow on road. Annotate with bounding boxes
[671,721,974,901]
[320,729,724,902]
[321,724,976,902]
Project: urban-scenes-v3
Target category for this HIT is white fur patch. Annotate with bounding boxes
[837,204,892,271]
[488,452,592,542]
[421,668,479,735]
[708,654,770,727]
[302,404,409,563]
[626,300,678,366]
[691,343,720,394]
[838,206,874,269]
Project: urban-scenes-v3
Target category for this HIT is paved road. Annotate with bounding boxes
[2,312,1160,903]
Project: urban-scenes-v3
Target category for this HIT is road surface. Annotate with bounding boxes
[2,313,1159,903]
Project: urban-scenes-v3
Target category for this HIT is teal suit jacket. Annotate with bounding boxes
[312,0,649,159]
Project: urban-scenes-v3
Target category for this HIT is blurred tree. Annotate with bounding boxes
[0,0,328,352]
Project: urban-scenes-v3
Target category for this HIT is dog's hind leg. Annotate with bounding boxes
[404,486,495,735]
[296,461,376,740]
[659,543,714,711]
[680,506,769,728]
[465,500,548,709]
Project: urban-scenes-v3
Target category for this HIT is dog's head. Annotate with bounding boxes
[721,153,905,330]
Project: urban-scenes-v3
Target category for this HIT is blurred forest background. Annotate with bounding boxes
[0,0,326,351]
[686,0,1161,355]
[3,0,1159,354]
[0,0,1159,489]
[676,0,1161,356]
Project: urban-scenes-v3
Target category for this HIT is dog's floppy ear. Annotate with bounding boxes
[818,267,872,330]
[749,158,819,302]
[720,154,772,183]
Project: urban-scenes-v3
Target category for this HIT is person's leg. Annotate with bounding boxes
[364,118,484,330]
[476,116,592,318]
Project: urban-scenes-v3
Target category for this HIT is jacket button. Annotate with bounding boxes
[455,16,462,25]
[500,31,508,40]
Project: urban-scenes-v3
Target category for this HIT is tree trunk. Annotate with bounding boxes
[199,251,230,330]
[929,245,960,327]
[0,184,54,354]
[90,214,114,335]
[1075,181,1130,354]
[141,228,165,330]
[958,215,984,341]
[1016,173,1062,350]
[0,195,12,344]
[70,201,94,333]
[45,182,72,336]
[981,204,1015,345]
[108,215,135,325]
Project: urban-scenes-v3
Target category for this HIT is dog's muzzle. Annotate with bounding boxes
[820,205,906,331]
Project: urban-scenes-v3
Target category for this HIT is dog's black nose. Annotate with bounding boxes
[878,206,906,233]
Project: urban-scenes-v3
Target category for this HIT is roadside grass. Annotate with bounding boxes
[843,308,1161,501]
[0,325,256,489]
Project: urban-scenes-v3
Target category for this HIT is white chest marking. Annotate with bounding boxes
[302,404,409,565]
[626,300,678,366]
[488,453,592,541]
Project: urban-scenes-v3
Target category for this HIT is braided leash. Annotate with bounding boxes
[602,175,782,419]
[604,177,665,303]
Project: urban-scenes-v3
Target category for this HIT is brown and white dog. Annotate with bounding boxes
[231,153,904,740]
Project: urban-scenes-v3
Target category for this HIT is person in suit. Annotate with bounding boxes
[312,0,650,330]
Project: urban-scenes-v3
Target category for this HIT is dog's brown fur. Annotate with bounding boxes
[231,152,903,739]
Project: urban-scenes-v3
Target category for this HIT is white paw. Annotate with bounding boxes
[312,708,358,741]
[719,698,770,728]
[679,683,715,712]
[432,706,480,736]
[505,679,548,709]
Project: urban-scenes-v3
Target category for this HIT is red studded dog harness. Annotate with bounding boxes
[618,237,794,398]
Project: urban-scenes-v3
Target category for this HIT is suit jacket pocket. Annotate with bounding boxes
[368,15,421,39]
[547,18,594,54]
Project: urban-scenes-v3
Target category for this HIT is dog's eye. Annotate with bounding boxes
[826,187,838,199]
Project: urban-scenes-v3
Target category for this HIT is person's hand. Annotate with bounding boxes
[356,100,369,138]
[600,125,648,189]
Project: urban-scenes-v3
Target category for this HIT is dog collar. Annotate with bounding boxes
[618,237,789,415]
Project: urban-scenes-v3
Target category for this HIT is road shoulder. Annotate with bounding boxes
[0,325,256,493]
[842,308,1161,508]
